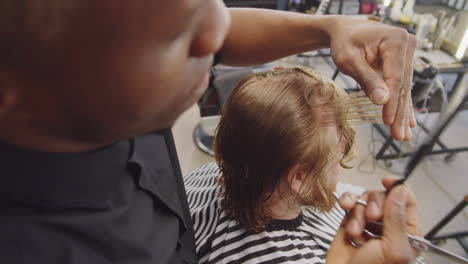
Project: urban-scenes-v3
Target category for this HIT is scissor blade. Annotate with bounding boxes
[427,244,468,264]
[409,234,468,264]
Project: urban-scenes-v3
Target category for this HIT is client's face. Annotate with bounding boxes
[324,126,346,189]
[297,125,346,211]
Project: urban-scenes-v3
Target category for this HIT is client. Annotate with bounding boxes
[185,67,384,263]
[185,67,359,263]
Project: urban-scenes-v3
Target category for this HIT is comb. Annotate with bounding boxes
[321,91,384,126]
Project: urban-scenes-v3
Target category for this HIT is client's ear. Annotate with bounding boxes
[287,166,308,194]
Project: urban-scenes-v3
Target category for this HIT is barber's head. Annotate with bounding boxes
[0,0,230,149]
[215,67,355,231]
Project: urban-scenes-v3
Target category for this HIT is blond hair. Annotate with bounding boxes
[214,67,355,231]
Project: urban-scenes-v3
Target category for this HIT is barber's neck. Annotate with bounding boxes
[0,121,116,153]
[0,81,119,153]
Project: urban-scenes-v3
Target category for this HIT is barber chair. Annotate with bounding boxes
[194,65,273,156]
[412,56,446,112]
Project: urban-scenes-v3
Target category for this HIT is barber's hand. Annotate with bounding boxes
[327,183,420,264]
[338,177,420,239]
[328,17,417,141]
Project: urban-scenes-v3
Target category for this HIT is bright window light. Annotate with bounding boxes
[455,28,468,60]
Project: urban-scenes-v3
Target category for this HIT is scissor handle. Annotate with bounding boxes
[348,221,384,248]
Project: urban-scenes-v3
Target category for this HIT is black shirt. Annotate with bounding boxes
[0,129,198,264]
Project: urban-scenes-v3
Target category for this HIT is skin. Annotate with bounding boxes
[0,0,419,262]
[330,182,421,264]
[270,126,344,220]
[0,0,230,152]
[339,178,420,239]
[221,10,417,140]
[0,4,416,153]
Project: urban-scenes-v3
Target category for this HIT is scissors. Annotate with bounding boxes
[343,179,468,263]
[344,82,468,263]
[348,220,468,264]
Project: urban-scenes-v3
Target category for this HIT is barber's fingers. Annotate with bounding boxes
[343,177,419,239]
[381,30,408,127]
[382,177,400,190]
[389,94,408,141]
[365,191,385,220]
[338,192,365,238]
[338,192,358,210]
[346,201,367,238]
[382,177,421,235]
[382,182,420,235]
[351,57,390,105]
[407,34,417,132]
[380,177,418,222]
[386,56,408,140]
[382,185,417,263]
[390,85,414,141]
[405,97,413,141]
[382,177,418,208]
[342,191,383,238]
[391,34,416,141]
[327,225,358,263]
[342,191,386,238]
[404,98,415,141]
[382,186,408,241]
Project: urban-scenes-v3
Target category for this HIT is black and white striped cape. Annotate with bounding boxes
[184,163,425,264]
[185,163,356,264]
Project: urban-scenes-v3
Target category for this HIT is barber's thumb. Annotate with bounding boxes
[383,185,409,244]
[382,177,400,191]
[355,63,389,105]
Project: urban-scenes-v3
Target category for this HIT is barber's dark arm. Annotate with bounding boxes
[218,8,416,141]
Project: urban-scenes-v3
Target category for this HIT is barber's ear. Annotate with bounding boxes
[0,70,20,116]
[287,166,307,194]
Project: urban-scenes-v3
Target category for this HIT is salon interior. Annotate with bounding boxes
[172,0,468,263]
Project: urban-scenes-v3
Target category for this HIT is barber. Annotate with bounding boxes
[0,1,417,263]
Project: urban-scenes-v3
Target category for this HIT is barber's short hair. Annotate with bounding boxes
[214,67,355,231]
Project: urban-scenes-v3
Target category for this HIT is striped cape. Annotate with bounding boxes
[184,163,424,264]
